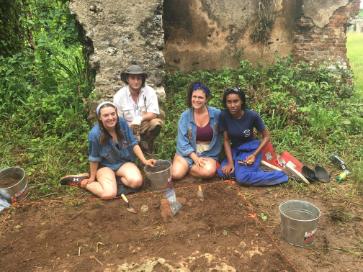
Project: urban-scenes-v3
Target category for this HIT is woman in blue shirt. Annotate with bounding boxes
[62,101,155,199]
[172,82,222,180]
[219,87,288,186]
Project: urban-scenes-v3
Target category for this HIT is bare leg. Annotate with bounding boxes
[190,158,217,179]
[171,154,189,180]
[85,167,117,199]
[115,162,143,188]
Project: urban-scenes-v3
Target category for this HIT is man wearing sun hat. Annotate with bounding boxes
[113,64,163,154]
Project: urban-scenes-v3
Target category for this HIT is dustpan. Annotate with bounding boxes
[279,151,303,173]
[261,141,282,169]
[314,165,330,182]
[302,166,318,182]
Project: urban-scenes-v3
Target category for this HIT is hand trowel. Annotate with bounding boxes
[121,194,137,214]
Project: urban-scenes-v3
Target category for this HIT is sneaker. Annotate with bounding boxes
[60,173,89,187]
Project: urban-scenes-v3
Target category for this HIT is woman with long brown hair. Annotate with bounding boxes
[61,101,155,199]
[171,82,222,180]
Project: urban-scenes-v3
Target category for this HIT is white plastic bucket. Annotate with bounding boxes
[279,200,321,247]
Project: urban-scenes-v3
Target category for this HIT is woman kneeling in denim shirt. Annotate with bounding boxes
[172,82,222,180]
[77,102,155,199]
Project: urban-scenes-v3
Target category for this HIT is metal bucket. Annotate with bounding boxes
[279,200,321,247]
[144,160,171,191]
[0,167,28,202]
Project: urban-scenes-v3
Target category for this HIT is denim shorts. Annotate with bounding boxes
[177,153,217,169]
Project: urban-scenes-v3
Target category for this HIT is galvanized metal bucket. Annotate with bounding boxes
[279,200,321,247]
[0,167,28,202]
[144,160,171,191]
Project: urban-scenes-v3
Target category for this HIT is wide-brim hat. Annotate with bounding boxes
[120,65,147,83]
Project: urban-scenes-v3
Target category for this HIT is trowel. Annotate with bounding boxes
[197,185,204,201]
[121,194,137,214]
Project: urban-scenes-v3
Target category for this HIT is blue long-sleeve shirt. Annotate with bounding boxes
[88,118,138,170]
[176,106,222,161]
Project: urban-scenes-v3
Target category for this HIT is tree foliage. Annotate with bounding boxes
[0,1,361,198]
[0,0,25,56]
[158,58,362,167]
[0,0,93,197]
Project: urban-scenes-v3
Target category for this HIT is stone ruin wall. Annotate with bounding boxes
[293,0,360,66]
[164,0,298,71]
[69,0,360,99]
[69,0,165,101]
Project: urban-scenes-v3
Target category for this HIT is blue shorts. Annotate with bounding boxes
[181,156,194,169]
[177,153,217,169]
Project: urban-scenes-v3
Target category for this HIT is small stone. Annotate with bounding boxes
[239,240,247,249]
[140,204,149,213]
[89,5,97,12]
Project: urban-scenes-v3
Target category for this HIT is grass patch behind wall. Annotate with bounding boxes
[347,32,363,98]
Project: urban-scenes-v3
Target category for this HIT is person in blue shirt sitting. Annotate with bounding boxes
[61,101,156,199]
[218,87,288,186]
[171,82,222,180]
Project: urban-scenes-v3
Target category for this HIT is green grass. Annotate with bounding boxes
[347,32,363,98]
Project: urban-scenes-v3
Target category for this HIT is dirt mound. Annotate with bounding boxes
[0,182,295,271]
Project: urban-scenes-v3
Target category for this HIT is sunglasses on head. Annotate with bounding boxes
[224,87,242,94]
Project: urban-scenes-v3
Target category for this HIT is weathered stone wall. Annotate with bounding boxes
[164,0,360,71]
[69,0,165,100]
[293,0,360,67]
[69,0,360,98]
[164,0,299,71]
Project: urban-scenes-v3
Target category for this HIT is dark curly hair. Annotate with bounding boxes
[222,87,246,110]
[186,82,211,107]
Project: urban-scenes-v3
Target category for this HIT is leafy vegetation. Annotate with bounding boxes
[0,0,93,197]
[347,32,363,98]
[0,1,361,198]
[158,58,362,185]
[250,0,276,44]
[346,31,363,192]
[0,0,25,56]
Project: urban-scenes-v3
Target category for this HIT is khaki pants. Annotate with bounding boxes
[133,110,164,154]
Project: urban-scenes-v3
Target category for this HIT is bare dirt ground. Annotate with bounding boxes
[0,179,362,272]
